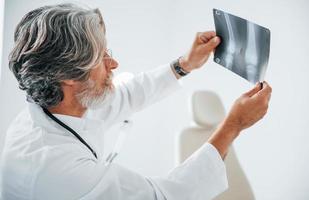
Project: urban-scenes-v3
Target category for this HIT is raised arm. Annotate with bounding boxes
[87,31,221,124]
[208,81,272,158]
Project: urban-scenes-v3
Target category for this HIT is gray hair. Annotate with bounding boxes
[9,3,106,108]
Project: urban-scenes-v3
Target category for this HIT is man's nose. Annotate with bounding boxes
[109,58,118,70]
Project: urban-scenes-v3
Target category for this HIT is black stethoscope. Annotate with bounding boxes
[42,107,98,159]
[41,106,131,164]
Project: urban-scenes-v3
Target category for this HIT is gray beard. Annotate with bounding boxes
[76,79,115,110]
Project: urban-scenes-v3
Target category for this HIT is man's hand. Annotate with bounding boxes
[179,31,220,72]
[208,82,272,158]
[225,81,272,132]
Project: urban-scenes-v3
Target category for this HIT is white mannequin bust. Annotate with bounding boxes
[175,91,255,199]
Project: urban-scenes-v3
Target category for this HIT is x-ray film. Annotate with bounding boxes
[213,9,270,84]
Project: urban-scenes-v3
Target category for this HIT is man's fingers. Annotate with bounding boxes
[203,36,220,53]
[254,81,272,100]
[196,31,216,44]
[198,31,216,42]
[250,81,272,109]
[194,31,221,55]
[243,82,261,97]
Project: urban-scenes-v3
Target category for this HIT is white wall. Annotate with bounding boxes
[0,0,4,79]
[1,0,308,199]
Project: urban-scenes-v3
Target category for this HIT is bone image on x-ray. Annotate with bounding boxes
[213,9,270,84]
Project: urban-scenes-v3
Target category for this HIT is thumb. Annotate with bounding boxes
[243,82,262,97]
[203,36,220,53]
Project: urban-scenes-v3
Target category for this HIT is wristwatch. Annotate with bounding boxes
[171,57,190,77]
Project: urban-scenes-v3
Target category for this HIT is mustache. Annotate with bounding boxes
[107,72,113,81]
[104,72,114,88]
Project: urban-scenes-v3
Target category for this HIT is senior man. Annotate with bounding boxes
[1,3,271,200]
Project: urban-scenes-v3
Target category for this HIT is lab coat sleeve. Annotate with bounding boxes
[149,143,228,200]
[86,64,181,124]
[33,143,227,200]
[83,142,228,200]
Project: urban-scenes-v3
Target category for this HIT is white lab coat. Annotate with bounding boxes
[0,64,228,200]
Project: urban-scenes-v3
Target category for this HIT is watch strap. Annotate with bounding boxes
[171,57,190,77]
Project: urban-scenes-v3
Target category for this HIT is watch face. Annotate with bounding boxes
[213,8,270,84]
[175,65,188,76]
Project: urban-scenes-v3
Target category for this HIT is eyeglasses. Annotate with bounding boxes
[103,49,113,66]
[104,49,112,58]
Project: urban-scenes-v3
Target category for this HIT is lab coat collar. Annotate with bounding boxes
[28,102,104,134]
